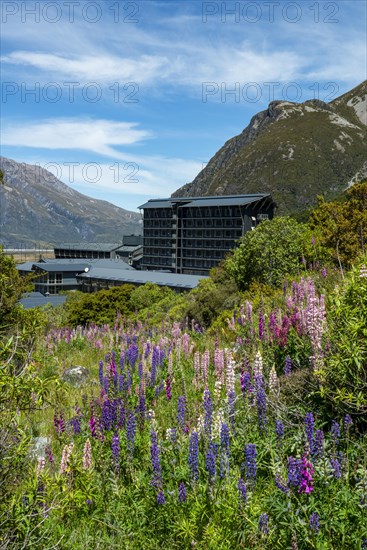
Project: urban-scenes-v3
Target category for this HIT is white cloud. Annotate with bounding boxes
[1,118,202,198]
[1,119,151,156]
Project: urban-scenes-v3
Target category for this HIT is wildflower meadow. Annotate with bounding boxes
[2,257,367,549]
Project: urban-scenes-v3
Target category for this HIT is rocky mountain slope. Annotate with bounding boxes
[0,157,142,247]
[173,81,367,213]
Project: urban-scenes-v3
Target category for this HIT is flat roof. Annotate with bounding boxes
[77,268,206,290]
[19,293,67,309]
[19,258,134,274]
[54,242,125,252]
[138,193,272,209]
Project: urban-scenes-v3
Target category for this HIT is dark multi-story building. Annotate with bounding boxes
[138,194,275,274]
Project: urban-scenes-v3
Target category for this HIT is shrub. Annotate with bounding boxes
[225,217,310,290]
[320,257,367,424]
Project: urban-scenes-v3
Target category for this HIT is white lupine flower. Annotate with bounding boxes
[212,408,225,441]
[253,351,263,377]
[36,456,46,475]
[214,379,222,401]
[269,366,279,393]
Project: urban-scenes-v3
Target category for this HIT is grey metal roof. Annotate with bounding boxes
[138,194,272,209]
[16,261,35,272]
[19,293,67,309]
[44,258,134,270]
[138,200,175,209]
[77,268,206,290]
[33,262,88,273]
[54,242,125,252]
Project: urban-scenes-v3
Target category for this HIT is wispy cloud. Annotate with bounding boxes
[2,119,151,156]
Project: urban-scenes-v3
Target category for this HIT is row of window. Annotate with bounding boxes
[142,257,174,267]
[55,250,111,259]
[180,207,242,218]
[35,273,63,284]
[35,285,63,294]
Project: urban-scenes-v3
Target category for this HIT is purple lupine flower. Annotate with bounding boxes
[258,312,264,340]
[151,346,159,386]
[203,389,212,439]
[127,412,136,455]
[255,373,267,433]
[138,361,143,381]
[110,399,118,427]
[119,374,125,393]
[70,416,81,435]
[314,430,324,460]
[298,454,314,494]
[284,356,292,376]
[344,414,353,433]
[238,478,247,507]
[111,432,120,473]
[168,427,177,444]
[188,432,199,482]
[275,420,284,446]
[205,445,216,479]
[119,352,125,371]
[150,430,162,488]
[165,376,172,400]
[309,512,320,534]
[275,473,289,494]
[304,413,315,455]
[102,399,112,431]
[98,360,104,386]
[220,423,230,479]
[331,420,340,447]
[228,390,236,433]
[103,376,109,395]
[118,402,126,429]
[155,381,164,398]
[157,490,165,505]
[244,444,257,482]
[287,457,303,487]
[138,394,146,420]
[259,513,269,535]
[330,457,342,479]
[89,412,97,438]
[178,482,187,503]
[177,396,186,431]
[240,370,251,396]
[127,344,139,368]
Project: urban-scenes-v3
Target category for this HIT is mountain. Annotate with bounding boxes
[0,157,142,247]
[173,81,367,213]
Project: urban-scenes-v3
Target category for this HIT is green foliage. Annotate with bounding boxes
[225,217,309,290]
[309,181,367,268]
[320,257,367,423]
[65,285,136,326]
[184,275,240,328]
[130,282,174,311]
[0,246,33,326]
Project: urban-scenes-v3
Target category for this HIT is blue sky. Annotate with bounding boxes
[1,0,366,212]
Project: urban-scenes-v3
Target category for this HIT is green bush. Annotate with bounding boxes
[65,285,136,326]
[225,217,310,290]
[320,257,367,424]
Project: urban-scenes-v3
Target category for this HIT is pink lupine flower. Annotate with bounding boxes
[83,439,93,470]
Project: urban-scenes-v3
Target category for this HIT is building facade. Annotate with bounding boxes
[139,194,275,274]
[54,235,143,264]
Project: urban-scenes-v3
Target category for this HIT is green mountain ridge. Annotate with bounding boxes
[0,157,142,247]
[173,80,367,213]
